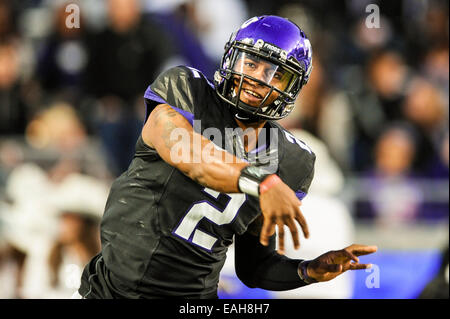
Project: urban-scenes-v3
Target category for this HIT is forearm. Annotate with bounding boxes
[182,127,249,192]
[142,104,248,193]
[187,156,248,193]
[235,231,309,290]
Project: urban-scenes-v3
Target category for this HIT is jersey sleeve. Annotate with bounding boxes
[143,66,199,125]
[293,161,315,200]
[277,128,316,201]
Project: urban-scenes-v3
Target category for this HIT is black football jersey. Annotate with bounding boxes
[79,66,315,299]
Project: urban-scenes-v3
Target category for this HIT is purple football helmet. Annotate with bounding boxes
[214,15,313,120]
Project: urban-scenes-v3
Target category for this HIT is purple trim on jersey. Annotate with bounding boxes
[205,76,215,89]
[144,87,194,126]
[144,86,166,104]
[171,106,194,126]
[295,190,307,201]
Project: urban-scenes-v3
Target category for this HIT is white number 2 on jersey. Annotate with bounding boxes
[172,188,246,251]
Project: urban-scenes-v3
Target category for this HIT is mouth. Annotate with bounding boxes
[232,77,268,105]
[243,88,262,98]
[241,88,265,104]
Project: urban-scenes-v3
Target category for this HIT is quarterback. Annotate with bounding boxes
[78,15,377,299]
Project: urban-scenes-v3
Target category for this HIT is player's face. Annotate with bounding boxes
[232,52,293,107]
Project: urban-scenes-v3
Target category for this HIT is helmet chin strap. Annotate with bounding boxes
[234,109,265,124]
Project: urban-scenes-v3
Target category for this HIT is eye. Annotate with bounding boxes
[244,61,256,69]
[273,72,283,80]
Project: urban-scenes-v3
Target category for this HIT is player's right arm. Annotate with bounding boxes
[142,103,248,193]
[142,103,309,253]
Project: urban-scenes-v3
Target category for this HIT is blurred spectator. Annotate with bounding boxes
[348,15,396,65]
[0,167,108,298]
[0,239,26,298]
[84,0,176,100]
[402,78,448,175]
[375,125,416,178]
[0,39,32,135]
[0,100,111,298]
[24,101,111,181]
[423,1,449,48]
[45,173,107,298]
[142,0,217,78]
[0,140,24,189]
[401,0,449,66]
[342,50,412,172]
[188,0,248,64]
[423,45,449,96]
[367,50,409,121]
[0,0,18,41]
[0,163,59,298]
[83,0,178,175]
[417,132,449,222]
[36,2,90,103]
[26,102,86,153]
[43,0,108,32]
[355,124,424,224]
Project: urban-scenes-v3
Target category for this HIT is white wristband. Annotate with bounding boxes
[238,176,260,197]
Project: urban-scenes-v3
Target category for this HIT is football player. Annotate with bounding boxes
[78,15,377,299]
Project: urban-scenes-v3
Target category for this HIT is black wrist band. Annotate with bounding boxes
[298,260,318,284]
[238,165,272,197]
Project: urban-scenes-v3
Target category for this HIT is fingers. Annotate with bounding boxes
[259,219,276,246]
[294,206,309,239]
[261,210,304,252]
[284,219,300,250]
[349,263,372,270]
[323,262,371,273]
[346,244,378,256]
[342,249,359,263]
[277,221,285,255]
[279,208,303,252]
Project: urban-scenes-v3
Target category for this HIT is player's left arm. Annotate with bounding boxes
[234,216,377,290]
[235,216,308,290]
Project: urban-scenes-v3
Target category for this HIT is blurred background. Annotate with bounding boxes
[0,0,448,299]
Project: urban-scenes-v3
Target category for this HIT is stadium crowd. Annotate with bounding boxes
[0,0,448,298]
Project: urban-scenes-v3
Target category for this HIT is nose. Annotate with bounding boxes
[245,67,269,86]
[251,66,267,82]
[244,76,260,87]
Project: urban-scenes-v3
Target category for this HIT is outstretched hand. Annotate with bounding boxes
[259,181,309,255]
[306,244,378,282]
